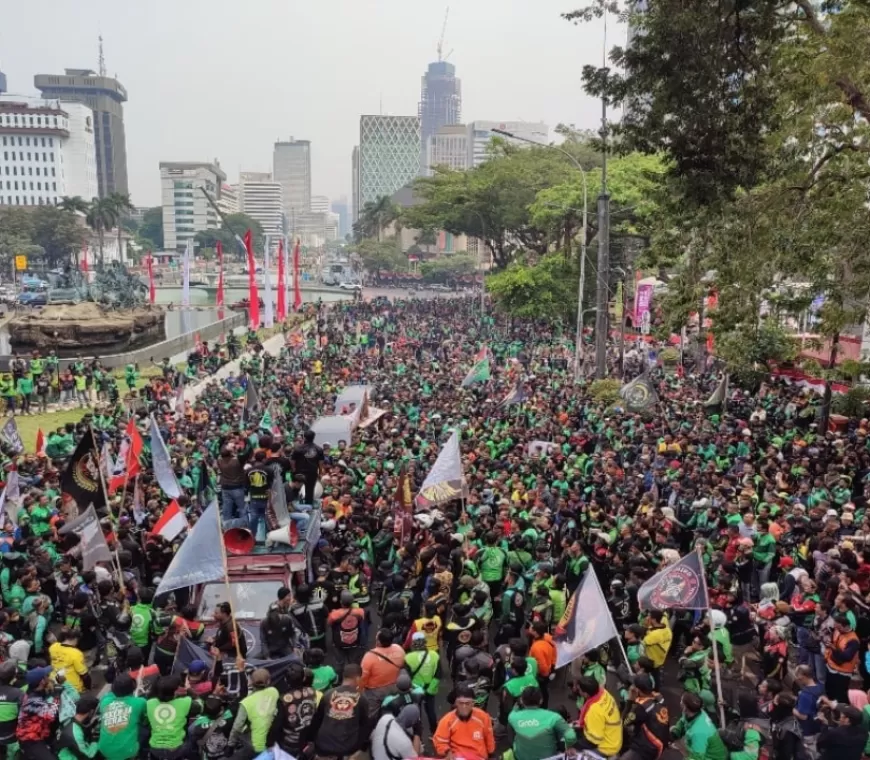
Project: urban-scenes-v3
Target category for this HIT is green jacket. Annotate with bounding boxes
[508,707,576,760]
[240,687,279,752]
[130,603,153,648]
[59,720,99,760]
[672,712,728,760]
[404,649,440,695]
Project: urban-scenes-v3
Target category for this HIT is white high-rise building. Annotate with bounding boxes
[273,139,310,220]
[310,195,329,214]
[467,121,549,167]
[238,172,284,240]
[217,183,239,216]
[359,115,420,210]
[351,146,359,222]
[426,124,469,175]
[159,160,225,252]
[0,97,98,207]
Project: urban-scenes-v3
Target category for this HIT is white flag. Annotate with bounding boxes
[149,414,182,499]
[263,237,274,328]
[415,429,467,509]
[554,568,619,668]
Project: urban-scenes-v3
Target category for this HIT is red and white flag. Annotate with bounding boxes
[108,418,143,494]
[35,429,46,457]
[152,499,188,541]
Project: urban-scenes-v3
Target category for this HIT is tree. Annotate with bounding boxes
[29,206,87,268]
[224,214,265,260]
[59,196,90,215]
[138,207,164,251]
[355,239,407,276]
[107,192,135,264]
[85,197,118,270]
[355,196,398,243]
[487,254,580,322]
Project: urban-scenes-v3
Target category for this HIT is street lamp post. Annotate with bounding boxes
[492,129,588,381]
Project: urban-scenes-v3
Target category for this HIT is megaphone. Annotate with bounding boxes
[224,527,255,555]
[266,522,300,548]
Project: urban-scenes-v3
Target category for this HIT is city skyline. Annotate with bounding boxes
[0,1,609,207]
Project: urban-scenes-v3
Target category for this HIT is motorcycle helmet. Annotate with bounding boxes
[113,612,132,632]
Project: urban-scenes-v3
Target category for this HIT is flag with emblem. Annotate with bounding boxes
[415,429,467,508]
[0,418,23,455]
[61,429,105,511]
[460,356,490,388]
[619,373,659,412]
[554,566,619,668]
[638,551,709,611]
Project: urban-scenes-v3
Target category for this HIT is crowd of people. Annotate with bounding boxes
[0,294,868,760]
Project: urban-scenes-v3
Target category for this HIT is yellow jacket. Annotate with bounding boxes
[582,687,623,757]
[643,624,673,668]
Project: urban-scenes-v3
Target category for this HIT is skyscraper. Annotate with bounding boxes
[0,68,6,95]
[359,115,420,210]
[238,172,285,240]
[351,146,360,222]
[273,139,311,220]
[331,197,350,238]
[466,121,549,168]
[426,124,469,174]
[159,161,225,252]
[419,61,461,174]
[35,68,128,197]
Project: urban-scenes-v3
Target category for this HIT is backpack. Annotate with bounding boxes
[334,610,361,648]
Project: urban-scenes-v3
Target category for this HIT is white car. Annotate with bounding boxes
[339,282,362,291]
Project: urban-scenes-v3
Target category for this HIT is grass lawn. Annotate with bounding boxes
[15,408,89,452]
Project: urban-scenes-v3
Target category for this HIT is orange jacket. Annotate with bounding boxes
[433,708,495,760]
[530,634,557,677]
[825,629,860,675]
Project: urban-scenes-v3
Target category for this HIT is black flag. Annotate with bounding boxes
[638,552,709,611]
[60,430,106,512]
[704,374,728,415]
[244,374,261,419]
[619,373,658,412]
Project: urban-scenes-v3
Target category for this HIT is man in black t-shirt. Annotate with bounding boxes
[291,431,324,505]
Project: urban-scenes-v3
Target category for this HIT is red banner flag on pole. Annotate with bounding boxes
[293,239,302,311]
[245,230,260,329]
[276,238,287,322]
[81,242,89,274]
[216,241,225,308]
[146,252,155,305]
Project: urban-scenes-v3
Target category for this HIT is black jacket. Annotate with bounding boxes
[818,722,869,760]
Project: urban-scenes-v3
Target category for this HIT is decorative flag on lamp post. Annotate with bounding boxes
[263,237,274,328]
[146,252,155,305]
[244,229,260,329]
[293,239,302,311]
[216,241,225,308]
[276,238,287,322]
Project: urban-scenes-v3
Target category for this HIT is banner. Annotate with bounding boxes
[415,429,467,508]
[146,252,156,305]
[635,282,654,334]
[704,375,728,415]
[0,419,23,454]
[244,229,260,329]
[216,242,224,308]
[276,238,287,322]
[154,501,224,597]
[554,568,619,668]
[500,381,528,406]
[263,237,274,329]
[59,505,113,570]
[638,551,709,611]
[61,429,105,511]
[292,240,302,312]
[149,414,182,499]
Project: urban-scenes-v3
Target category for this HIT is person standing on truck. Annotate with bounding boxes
[291,430,324,506]
[245,450,272,541]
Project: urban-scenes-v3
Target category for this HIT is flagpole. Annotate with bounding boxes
[116,422,137,535]
[90,425,126,595]
[697,547,726,726]
[215,508,243,663]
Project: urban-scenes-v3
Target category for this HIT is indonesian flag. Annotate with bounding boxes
[151,499,188,541]
[35,429,46,457]
[81,242,89,273]
[108,418,143,494]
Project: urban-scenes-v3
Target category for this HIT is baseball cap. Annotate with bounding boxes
[188,660,208,675]
[25,666,52,689]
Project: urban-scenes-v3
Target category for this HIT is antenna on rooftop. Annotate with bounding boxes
[98,35,107,77]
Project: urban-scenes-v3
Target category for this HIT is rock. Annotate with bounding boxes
[8,302,166,353]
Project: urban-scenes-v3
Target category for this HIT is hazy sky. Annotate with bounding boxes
[2,1,615,207]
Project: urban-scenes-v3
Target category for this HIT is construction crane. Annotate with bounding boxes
[437,7,453,62]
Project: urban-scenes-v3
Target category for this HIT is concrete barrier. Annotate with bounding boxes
[0,312,246,371]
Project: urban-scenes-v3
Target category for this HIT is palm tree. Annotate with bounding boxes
[85,197,119,270]
[59,196,89,215]
[107,192,135,264]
